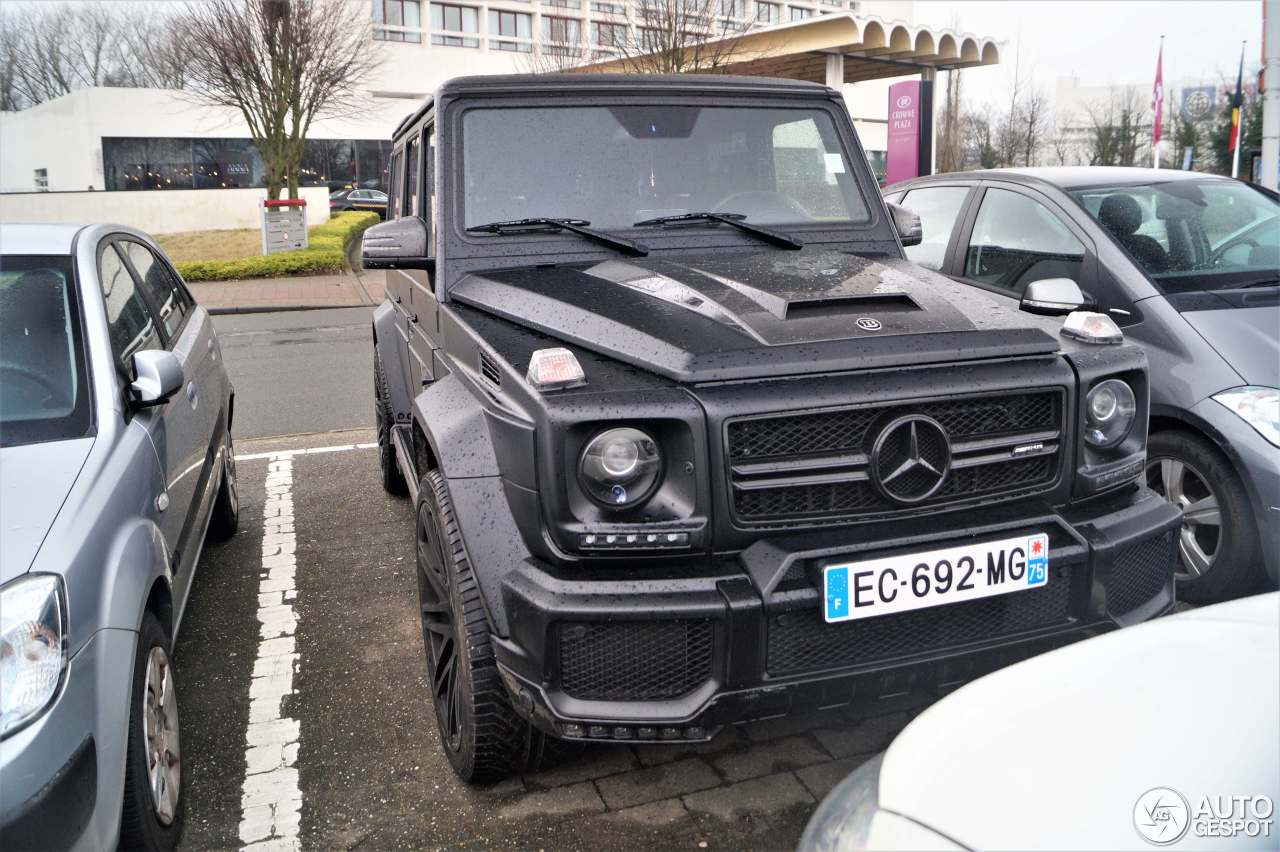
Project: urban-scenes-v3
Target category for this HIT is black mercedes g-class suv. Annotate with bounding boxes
[363,74,1182,782]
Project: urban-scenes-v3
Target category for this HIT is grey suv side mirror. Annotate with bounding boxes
[130,350,183,407]
[1020,278,1094,316]
[886,202,923,247]
[361,217,434,270]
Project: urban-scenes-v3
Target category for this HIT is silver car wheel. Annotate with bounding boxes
[142,646,181,826]
[224,441,239,516]
[1146,457,1222,580]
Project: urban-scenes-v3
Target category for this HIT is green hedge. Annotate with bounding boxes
[174,211,380,282]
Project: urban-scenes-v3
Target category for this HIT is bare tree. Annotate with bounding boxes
[936,69,965,173]
[1082,86,1149,167]
[528,0,756,74]
[1017,86,1048,166]
[0,2,190,109]
[172,0,379,199]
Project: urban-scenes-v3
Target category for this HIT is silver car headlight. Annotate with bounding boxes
[0,574,67,738]
[1213,386,1280,447]
[1084,379,1137,449]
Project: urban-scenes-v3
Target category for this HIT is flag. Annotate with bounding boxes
[1228,47,1244,153]
[1151,40,1164,149]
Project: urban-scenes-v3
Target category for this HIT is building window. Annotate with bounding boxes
[755,1,779,23]
[788,5,812,20]
[818,0,840,6]
[33,168,48,191]
[591,21,627,48]
[718,0,745,17]
[542,15,580,46]
[590,1,625,13]
[430,3,479,46]
[544,0,581,7]
[373,0,423,42]
[489,9,532,51]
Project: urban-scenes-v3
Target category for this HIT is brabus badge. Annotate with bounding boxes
[856,317,882,332]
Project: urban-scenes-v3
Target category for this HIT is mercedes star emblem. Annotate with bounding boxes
[870,414,952,503]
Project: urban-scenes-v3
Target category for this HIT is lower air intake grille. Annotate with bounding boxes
[766,565,1074,676]
[558,620,715,701]
[1107,532,1175,616]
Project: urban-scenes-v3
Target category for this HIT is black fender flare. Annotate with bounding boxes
[371,301,413,422]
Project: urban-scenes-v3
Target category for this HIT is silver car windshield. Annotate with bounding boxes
[462,105,871,232]
[1071,180,1280,293]
[0,256,92,447]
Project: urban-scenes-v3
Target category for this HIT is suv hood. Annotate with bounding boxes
[0,438,94,583]
[1180,303,1280,388]
[452,249,1061,382]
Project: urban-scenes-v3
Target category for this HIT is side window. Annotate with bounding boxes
[425,125,435,256]
[406,137,420,218]
[100,243,161,370]
[964,188,1085,296]
[389,149,403,218]
[899,186,970,271]
[122,240,190,340]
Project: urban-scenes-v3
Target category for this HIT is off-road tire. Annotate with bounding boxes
[208,434,239,539]
[375,351,408,496]
[120,613,184,851]
[417,470,530,782]
[1149,430,1265,603]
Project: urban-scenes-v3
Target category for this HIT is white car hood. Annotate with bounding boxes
[878,594,1280,850]
[0,438,95,582]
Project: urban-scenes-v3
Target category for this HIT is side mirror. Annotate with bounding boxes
[1021,278,1093,316]
[130,350,183,407]
[886,202,923,247]
[361,217,433,270]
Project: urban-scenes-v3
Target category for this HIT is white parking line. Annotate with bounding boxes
[238,455,304,850]
[236,441,376,462]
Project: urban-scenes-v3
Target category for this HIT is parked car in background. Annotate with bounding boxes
[0,223,238,851]
[364,74,1181,783]
[800,591,1280,851]
[886,168,1279,602]
[330,188,388,219]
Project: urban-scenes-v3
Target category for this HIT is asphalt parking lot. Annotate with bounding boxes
[175,425,923,851]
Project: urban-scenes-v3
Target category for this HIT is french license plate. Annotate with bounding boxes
[823,533,1049,623]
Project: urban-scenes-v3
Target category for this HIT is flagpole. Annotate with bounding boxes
[1232,40,1246,179]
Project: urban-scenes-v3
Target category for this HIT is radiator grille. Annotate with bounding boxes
[727,391,1062,525]
[557,620,715,701]
[766,565,1074,676]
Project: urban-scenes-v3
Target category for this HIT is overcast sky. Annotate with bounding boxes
[912,1,1263,103]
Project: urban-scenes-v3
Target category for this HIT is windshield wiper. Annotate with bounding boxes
[632,212,804,250]
[466,217,648,256]
[1241,277,1280,289]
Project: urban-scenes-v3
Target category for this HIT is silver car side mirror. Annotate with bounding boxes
[886,202,923,247]
[1021,278,1088,316]
[130,350,184,407]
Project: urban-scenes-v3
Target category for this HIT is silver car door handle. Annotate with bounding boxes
[186,382,197,405]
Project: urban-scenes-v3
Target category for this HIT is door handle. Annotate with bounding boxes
[410,314,419,324]
[186,382,197,406]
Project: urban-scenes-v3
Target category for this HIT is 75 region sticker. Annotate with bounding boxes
[1027,533,1049,585]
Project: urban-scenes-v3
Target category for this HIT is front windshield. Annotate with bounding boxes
[0,256,92,447]
[462,105,871,232]
[1070,180,1279,293]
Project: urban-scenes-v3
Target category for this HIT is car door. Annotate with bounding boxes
[115,237,219,590]
[402,124,443,392]
[896,184,977,273]
[949,183,1099,309]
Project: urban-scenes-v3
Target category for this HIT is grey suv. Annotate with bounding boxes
[0,223,238,851]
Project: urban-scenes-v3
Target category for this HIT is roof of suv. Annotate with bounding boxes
[888,166,1236,193]
[395,73,835,139]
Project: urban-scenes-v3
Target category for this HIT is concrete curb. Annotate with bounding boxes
[207,302,372,316]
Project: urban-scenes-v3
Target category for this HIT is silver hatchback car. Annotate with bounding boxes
[0,223,238,851]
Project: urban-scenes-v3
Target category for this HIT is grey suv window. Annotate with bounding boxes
[964,188,1084,296]
[100,243,161,369]
[899,186,969,270]
[121,240,191,340]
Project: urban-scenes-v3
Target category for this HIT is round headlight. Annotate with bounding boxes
[1084,379,1136,448]
[579,427,661,508]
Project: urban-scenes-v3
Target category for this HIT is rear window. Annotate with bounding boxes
[0,256,93,447]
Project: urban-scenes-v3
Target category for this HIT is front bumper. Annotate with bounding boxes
[493,487,1181,743]
[0,629,134,852]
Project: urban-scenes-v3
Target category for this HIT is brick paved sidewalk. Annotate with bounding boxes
[190,270,385,314]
